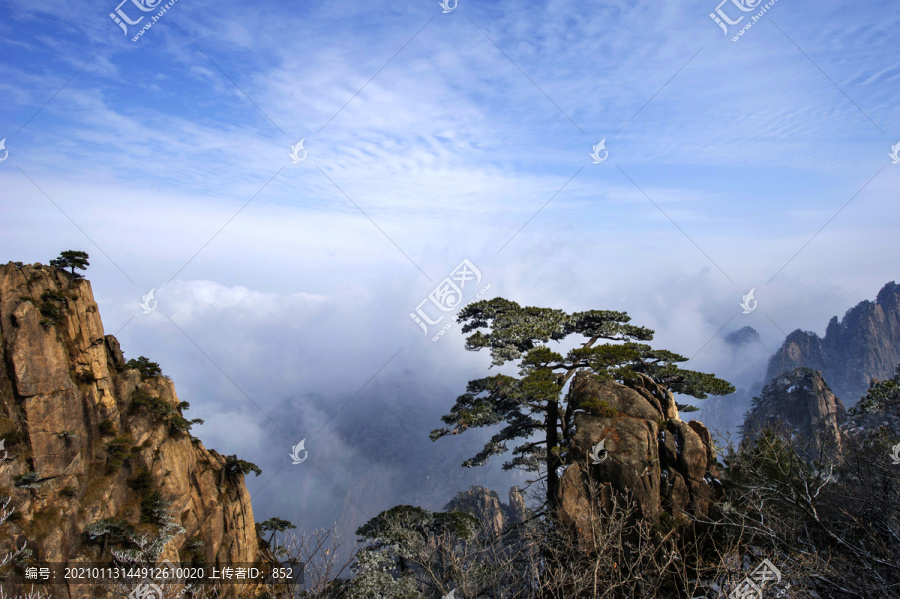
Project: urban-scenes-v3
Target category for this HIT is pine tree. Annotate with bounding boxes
[49,250,90,278]
[430,297,734,514]
[256,516,297,555]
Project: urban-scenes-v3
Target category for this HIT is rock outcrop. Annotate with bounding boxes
[0,262,260,597]
[557,372,721,545]
[725,326,761,347]
[742,368,847,454]
[507,486,526,526]
[443,486,527,537]
[765,282,900,405]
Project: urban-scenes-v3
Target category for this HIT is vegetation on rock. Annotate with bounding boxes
[49,250,90,278]
[851,363,900,415]
[257,517,297,556]
[126,356,163,380]
[221,454,263,486]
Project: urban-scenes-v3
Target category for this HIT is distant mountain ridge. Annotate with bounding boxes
[765,281,900,405]
[725,326,761,347]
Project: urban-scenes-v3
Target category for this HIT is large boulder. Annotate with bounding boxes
[558,372,721,545]
[567,371,679,422]
[559,412,660,537]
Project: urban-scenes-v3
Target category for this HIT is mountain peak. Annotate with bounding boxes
[724,326,761,347]
[743,367,846,455]
[765,281,900,405]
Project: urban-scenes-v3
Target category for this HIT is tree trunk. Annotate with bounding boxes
[546,399,560,515]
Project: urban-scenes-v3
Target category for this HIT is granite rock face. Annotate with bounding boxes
[765,282,900,405]
[0,262,259,598]
[742,368,847,454]
[507,486,526,526]
[557,372,721,546]
[443,485,527,537]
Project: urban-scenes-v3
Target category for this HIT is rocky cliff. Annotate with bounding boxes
[742,368,847,454]
[0,262,260,597]
[765,281,900,405]
[557,372,721,544]
[443,486,527,537]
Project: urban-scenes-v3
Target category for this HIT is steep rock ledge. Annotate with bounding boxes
[0,262,259,597]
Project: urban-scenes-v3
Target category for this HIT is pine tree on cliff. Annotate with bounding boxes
[50,250,90,278]
[257,516,296,556]
[430,298,734,514]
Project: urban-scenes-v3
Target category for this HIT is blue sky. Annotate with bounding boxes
[1,0,898,536]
